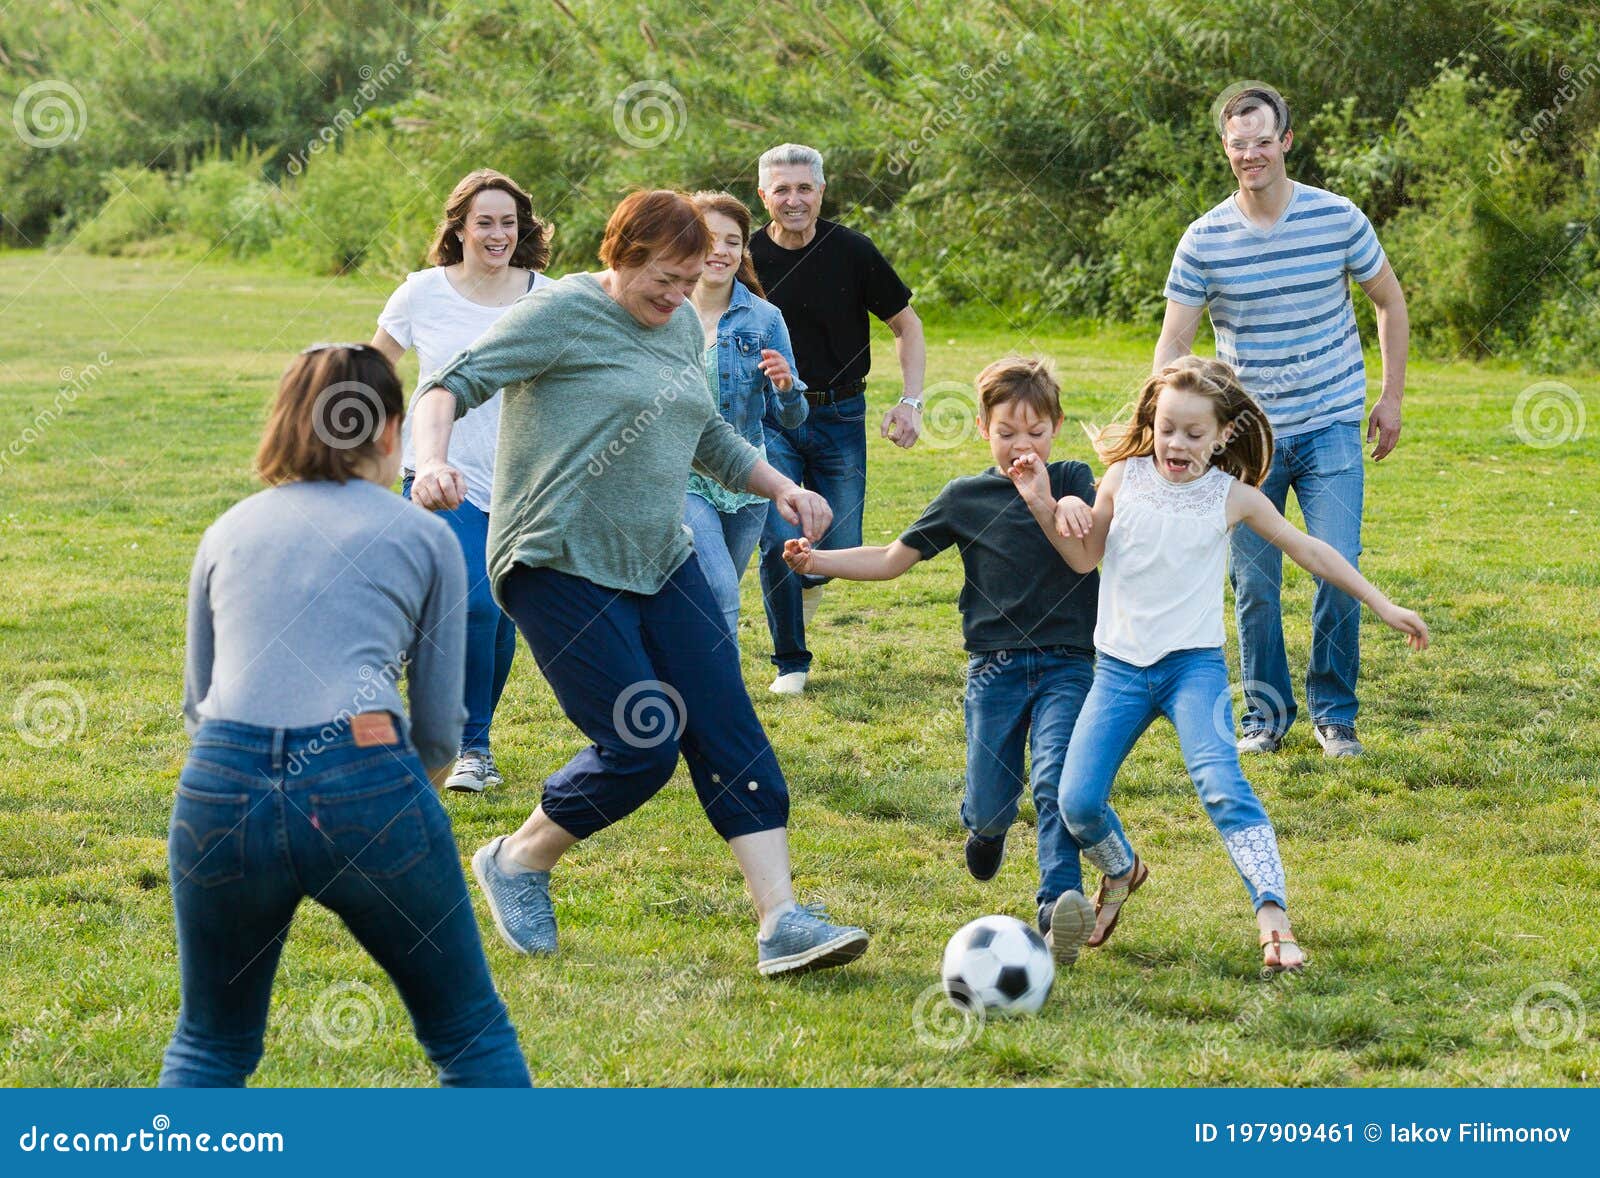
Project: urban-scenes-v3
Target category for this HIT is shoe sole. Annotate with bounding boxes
[446,776,489,793]
[470,842,555,957]
[1047,891,1095,968]
[758,929,869,977]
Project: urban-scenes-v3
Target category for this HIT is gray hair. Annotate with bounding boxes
[758,143,825,189]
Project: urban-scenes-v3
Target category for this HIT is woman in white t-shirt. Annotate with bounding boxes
[371,168,553,794]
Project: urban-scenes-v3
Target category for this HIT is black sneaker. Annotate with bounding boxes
[964,833,1005,881]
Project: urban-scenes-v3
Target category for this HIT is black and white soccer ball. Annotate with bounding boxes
[941,915,1054,1015]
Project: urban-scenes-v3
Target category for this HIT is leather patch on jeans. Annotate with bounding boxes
[351,712,399,747]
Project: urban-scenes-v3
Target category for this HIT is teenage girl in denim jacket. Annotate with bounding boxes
[685,190,808,645]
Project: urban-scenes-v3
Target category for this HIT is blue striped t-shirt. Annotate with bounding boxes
[1163,182,1386,437]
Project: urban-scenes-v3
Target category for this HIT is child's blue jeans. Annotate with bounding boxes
[160,719,530,1087]
[1058,647,1288,911]
[963,647,1093,908]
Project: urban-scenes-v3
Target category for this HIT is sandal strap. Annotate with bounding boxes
[1259,930,1298,948]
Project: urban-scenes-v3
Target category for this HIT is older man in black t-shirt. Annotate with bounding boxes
[751,142,927,695]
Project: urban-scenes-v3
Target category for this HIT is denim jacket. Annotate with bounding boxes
[688,278,808,513]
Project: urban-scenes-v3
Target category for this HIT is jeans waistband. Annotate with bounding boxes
[803,381,866,406]
[192,713,410,757]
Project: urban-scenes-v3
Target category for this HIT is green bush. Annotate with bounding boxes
[67,168,177,255]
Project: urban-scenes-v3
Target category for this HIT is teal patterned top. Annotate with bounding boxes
[687,342,767,513]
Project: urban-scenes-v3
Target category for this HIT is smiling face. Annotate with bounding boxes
[460,187,519,269]
[980,398,1061,470]
[758,164,823,236]
[611,250,705,328]
[1152,386,1228,482]
[700,209,744,290]
[1223,105,1292,194]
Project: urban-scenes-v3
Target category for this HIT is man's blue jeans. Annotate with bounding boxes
[757,395,868,675]
[1059,648,1288,911]
[1228,422,1365,736]
[160,720,530,1087]
[684,492,768,647]
[403,476,518,752]
[963,648,1093,908]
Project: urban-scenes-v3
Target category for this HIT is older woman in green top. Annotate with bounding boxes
[409,190,869,977]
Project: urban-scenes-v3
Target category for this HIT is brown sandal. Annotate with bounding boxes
[1086,856,1148,948]
[1260,929,1306,974]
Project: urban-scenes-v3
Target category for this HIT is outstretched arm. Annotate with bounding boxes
[783,537,920,582]
[1230,481,1429,649]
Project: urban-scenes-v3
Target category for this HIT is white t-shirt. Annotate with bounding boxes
[378,266,553,513]
[1095,456,1235,667]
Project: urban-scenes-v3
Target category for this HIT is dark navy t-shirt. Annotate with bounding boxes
[899,460,1099,653]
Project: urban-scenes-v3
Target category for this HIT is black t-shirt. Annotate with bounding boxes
[749,218,912,391]
[899,460,1100,653]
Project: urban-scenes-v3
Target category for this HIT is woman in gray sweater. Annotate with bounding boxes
[162,345,528,1086]
[409,190,869,977]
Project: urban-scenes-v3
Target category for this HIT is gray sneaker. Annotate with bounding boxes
[1045,889,1095,968]
[1237,730,1284,754]
[757,903,869,977]
[470,836,557,955]
[445,749,492,793]
[482,749,504,789]
[1314,724,1363,758]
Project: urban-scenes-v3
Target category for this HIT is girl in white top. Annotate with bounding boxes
[371,169,553,794]
[1010,356,1428,972]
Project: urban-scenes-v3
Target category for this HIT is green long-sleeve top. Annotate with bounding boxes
[422,272,762,601]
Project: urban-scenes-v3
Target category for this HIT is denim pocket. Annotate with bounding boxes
[308,776,431,881]
[169,784,248,888]
[833,395,867,424]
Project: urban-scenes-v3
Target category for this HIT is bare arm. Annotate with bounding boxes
[369,328,406,367]
[1230,481,1428,648]
[1152,299,1205,373]
[409,387,464,510]
[1359,260,1409,461]
[783,537,921,582]
[879,305,926,448]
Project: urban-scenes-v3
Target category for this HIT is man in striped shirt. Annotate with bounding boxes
[1154,83,1410,758]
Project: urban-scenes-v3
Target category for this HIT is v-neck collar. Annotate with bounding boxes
[1232,180,1300,238]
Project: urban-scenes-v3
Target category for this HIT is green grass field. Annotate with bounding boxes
[1,250,1597,1087]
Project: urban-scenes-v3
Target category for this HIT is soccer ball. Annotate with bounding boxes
[941,915,1054,1015]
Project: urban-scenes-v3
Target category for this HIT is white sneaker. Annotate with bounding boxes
[768,671,809,696]
[801,585,825,628]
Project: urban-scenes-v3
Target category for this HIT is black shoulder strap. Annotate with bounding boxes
[526,270,537,292]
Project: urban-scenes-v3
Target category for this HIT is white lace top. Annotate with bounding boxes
[1095,455,1235,667]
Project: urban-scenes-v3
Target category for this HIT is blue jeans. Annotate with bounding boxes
[159,719,530,1087]
[403,476,517,752]
[758,395,869,674]
[1229,422,1364,735]
[963,648,1093,907]
[683,492,768,646]
[1059,648,1288,911]
[499,557,790,841]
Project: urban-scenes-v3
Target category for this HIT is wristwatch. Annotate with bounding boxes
[898,395,924,411]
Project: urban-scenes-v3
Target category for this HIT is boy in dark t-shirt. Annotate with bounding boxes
[783,358,1102,966]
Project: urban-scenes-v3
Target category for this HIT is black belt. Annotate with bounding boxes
[803,380,866,407]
